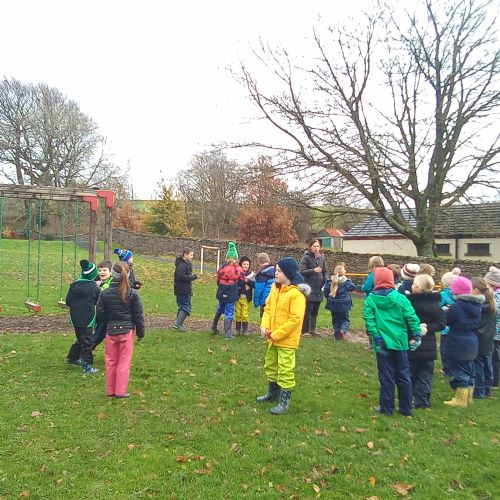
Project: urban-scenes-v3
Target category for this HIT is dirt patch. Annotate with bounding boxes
[0,313,369,343]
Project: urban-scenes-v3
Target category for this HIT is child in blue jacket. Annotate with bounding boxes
[324,264,356,340]
[251,253,275,317]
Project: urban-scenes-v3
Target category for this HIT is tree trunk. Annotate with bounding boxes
[413,238,436,257]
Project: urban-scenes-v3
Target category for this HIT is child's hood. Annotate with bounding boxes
[297,283,311,297]
[257,264,275,277]
[369,289,399,309]
[71,279,98,296]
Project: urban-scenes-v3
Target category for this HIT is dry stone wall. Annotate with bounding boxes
[113,228,498,279]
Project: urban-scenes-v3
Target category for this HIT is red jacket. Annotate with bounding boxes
[217,264,244,285]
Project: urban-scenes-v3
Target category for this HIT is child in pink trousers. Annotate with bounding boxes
[97,262,145,398]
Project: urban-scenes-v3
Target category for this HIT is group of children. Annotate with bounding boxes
[65,248,145,399]
[361,256,500,415]
[66,240,500,417]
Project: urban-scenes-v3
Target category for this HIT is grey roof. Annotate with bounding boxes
[344,203,500,239]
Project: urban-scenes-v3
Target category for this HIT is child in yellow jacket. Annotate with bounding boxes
[257,257,310,414]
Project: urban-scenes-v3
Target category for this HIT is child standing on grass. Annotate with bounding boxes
[252,253,275,318]
[324,264,356,341]
[257,257,310,415]
[66,260,100,374]
[172,247,197,332]
[363,267,422,416]
[235,256,254,336]
[398,263,420,295]
[483,266,500,389]
[442,277,481,408]
[114,248,142,290]
[97,262,145,398]
[211,242,244,340]
[407,274,446,409]
[92,260,113,350]
[471,277,496,399]
[361,256,384,295]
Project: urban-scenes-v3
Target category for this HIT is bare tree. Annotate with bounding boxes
[0,78,120,188]
[239,0,500,256]
[175,150,244,238]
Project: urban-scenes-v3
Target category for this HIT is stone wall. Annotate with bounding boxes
[113,228,498,279]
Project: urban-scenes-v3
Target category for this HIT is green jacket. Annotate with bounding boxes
[363,289,420,351]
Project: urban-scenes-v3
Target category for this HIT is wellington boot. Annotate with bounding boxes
[270,389,292,415]
[467,386,474,405]
[241,322,249,336]
[235,322,242,335]
[256,381,280,403]
[309,316,318,336]
[443,388,468,407]
[223,319,235,339]
[211,312,222,334]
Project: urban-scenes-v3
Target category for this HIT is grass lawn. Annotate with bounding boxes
[0,332,499,499]
[1,240,498,498]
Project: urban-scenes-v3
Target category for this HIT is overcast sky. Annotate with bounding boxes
[1,0,368,198]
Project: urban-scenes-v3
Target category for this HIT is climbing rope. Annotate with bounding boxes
[59,204,66,300]
[36,200,43,305]
[26,201,33,301]
[73,201,80,279]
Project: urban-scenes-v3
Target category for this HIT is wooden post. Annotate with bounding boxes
[104,206,113,260]
[200,246,205,275]
[89,209,97,263]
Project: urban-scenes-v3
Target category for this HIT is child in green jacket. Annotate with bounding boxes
[363,267,422,416]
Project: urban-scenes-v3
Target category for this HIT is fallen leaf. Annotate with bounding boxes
[491,437,499,445]
[368,476,376,486]
[325,447,333,455]
[340,426,347,433]
[312,484,321,494]
[365,496,380,500]
[175,455,188,463]
[367,442,374,449]
[355,428,367,433]
[355,393,369,399]
[127,444,135,450]
[450,479,464,490]
[241,484,249,491]
[399,454,409,465]
[97,412,106,419]
[237,400,246,407]
[230,358,238,365]
[392,482,414,496]
[19,492,30,498]
[322,411,332,420]
[31,411,42,418]
[442,438,456,446]
[207,348,213,354]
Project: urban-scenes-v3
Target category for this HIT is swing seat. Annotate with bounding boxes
[57,299,68,309]
[25,301,42,313]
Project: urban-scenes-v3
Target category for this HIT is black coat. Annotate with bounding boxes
[407,292,446,361]
[66,279,100,327]
[174,256,197,296]
[96,280,145,338]
[299,251,328,302]
[477,302,496,354]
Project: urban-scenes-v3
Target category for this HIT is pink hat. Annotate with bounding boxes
[401,263,420,280]
[451,276,473,296]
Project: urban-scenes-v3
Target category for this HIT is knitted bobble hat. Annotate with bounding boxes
[484,266,500,288]
[277,257,304,285]
[401,263,420,280]
[80,259,98,280]
[451,276,473,296]
[114,247,133,262]
[441,267,461,288]
[226,242,239,260]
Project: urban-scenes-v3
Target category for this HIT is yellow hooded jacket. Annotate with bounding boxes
[261,283,308,349]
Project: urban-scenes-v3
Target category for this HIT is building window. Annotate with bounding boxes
[436,243,451,256]
[466,243,490,256]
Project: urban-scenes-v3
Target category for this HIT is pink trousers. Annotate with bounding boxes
[105,330,135,396]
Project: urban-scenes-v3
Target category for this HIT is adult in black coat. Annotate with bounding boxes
[407,275,446,408]
[299,239,328,336]
[172,248,197,331]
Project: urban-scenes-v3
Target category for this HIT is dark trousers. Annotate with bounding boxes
[448,359,474,389]
[376,349,412,416]
[92,322,107,349]
[331,310,350,337]
[67,327,94,364]
[440,335,451,375]
[409,358,434,408]
[302,301,321,333]
[474,354,493,398]
[176,294,192,315]
[493,340,500,388]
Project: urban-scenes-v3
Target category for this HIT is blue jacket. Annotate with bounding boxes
[442,294,481,361]
[361,271,374,295]
[252,265,275,308]
[398,279,414,295]
[324,277,356,313]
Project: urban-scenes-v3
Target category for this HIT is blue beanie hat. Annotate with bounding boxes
[114,247,133,262]
[277,257,304,285]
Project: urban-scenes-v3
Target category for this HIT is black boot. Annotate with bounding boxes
[310,316,318,336]
[235,321,242,335]
[172,310,188,332]
[224,319,235,339]
[257,381,280,402]
[270,389,292,415]
[242,322,249,336]
[211,312,222,334]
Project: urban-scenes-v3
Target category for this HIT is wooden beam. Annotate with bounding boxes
[103,206,113,260]
[25,301,42,313]
[0,184,97,198]
[89,209,97,263]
